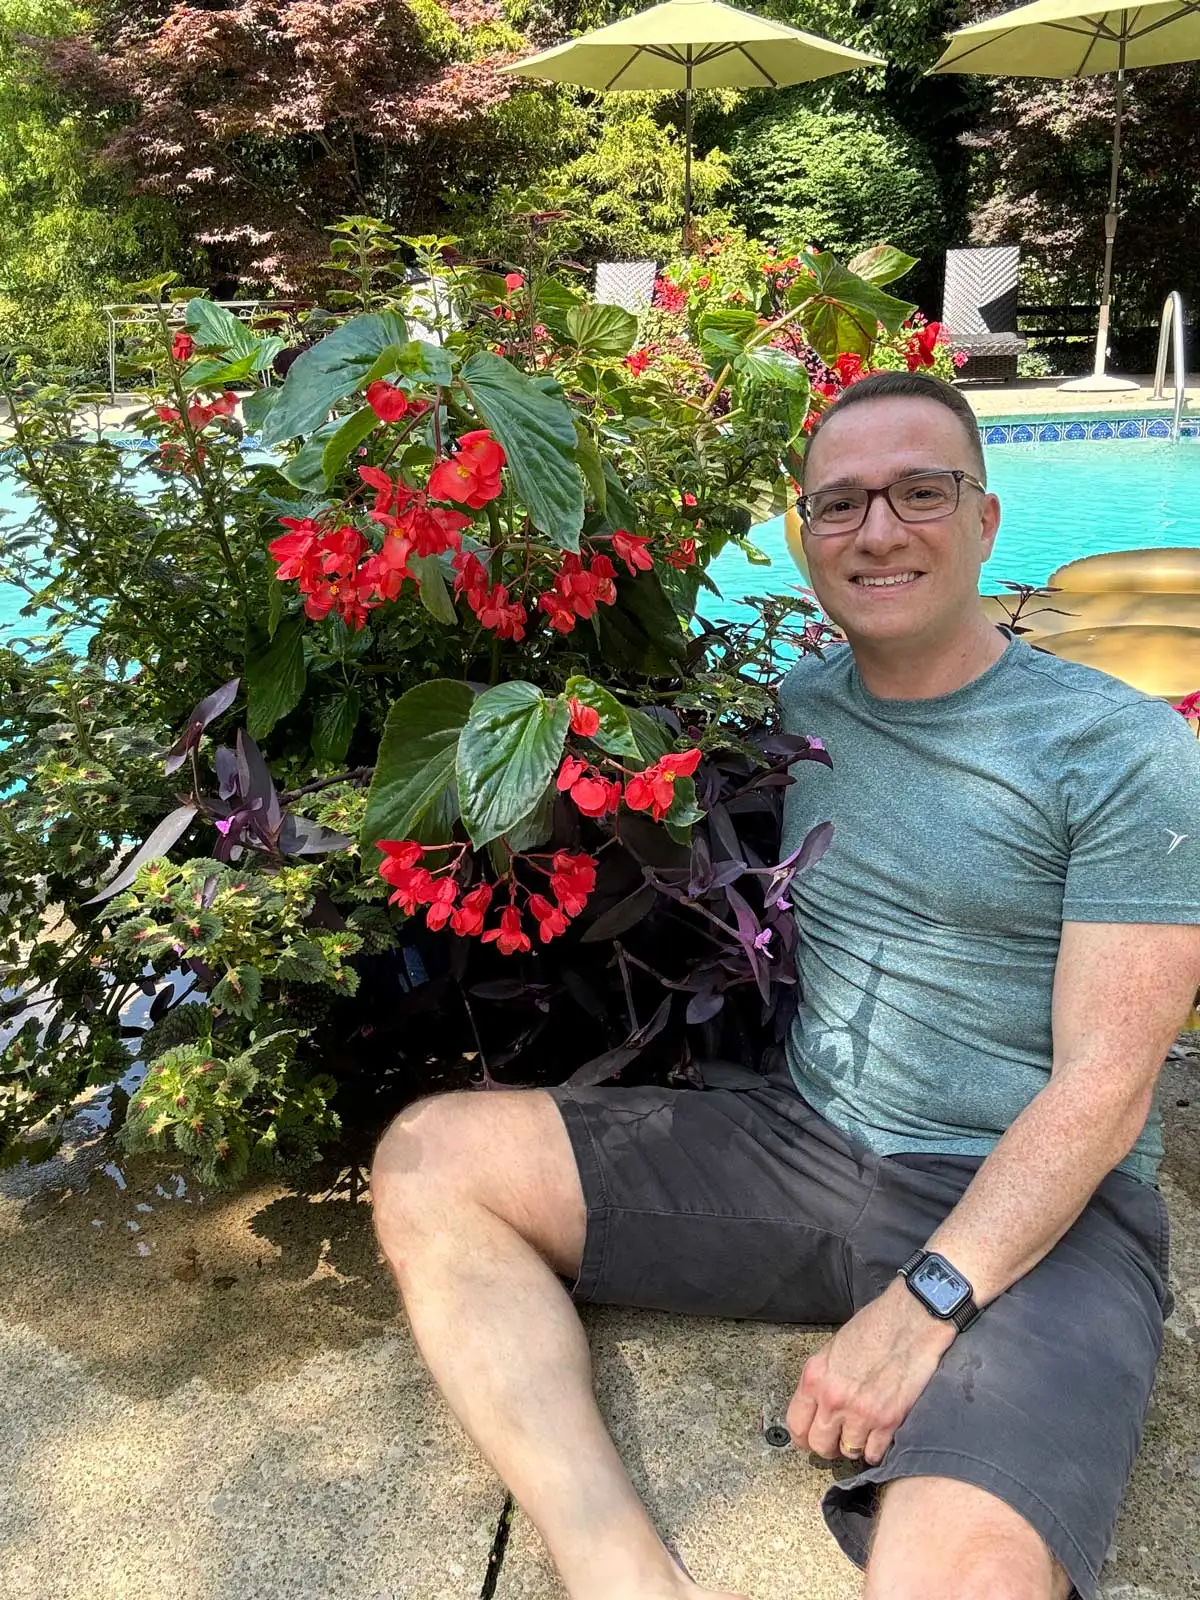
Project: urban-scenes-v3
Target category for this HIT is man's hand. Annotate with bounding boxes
[786,1279,956,1466]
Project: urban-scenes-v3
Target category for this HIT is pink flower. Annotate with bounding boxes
[504,273,525,292]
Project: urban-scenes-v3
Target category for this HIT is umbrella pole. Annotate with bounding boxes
[1092,44,1126,377]
[682,51,694,253]
[1059,36,1138,393]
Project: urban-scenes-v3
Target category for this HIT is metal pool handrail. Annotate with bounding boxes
[1151,291,1187,440]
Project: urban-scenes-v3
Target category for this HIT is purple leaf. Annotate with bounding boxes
[707,801,745,865]
[148,983,176,1022]
[567,995,673,1088]
[580,882,657,941]
[277,813,354,857]
[795,819,834,874]
[686,989,726,1025]
[164,678,240,775]
[82,804,198,904]
[235,730,282,832]
[214,745,239,800]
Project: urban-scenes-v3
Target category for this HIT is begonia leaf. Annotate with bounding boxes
[360,679,475,851]
[245,620,307,741]
[457,682,570,850]
[563,675,639,760]
[458,352,585,550]
[260,311,410,444]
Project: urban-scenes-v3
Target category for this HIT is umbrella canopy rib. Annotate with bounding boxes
[736,43,780,84]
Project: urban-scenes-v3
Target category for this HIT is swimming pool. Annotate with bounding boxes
[5,431,1200,640]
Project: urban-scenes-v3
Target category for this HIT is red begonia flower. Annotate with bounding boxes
[611,529,653,576]
[377,840,424,872]
[482,905,532,956]
[504,273,525,292]
[549,851,597,917]
[424,877,460,932]
[528,893,569,943]
[568,698,601,737]
[451,883,493,938]
[557,755,587,791]
[567,775,616,819]
[366,381,409,423]
[428,429,506,510]
[171,332,193,363]
[1173,689,1200,718]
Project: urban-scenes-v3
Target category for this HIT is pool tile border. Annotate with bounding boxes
[980,416,1194,444]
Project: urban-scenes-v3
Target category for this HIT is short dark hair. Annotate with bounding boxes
[803,370,986,484]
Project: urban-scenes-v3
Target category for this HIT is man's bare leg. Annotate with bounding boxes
[864,1477,1073,1600]
[371,1089,747,1600]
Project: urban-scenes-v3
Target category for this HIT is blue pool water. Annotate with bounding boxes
[5,435,1200,640]
[708,437,1200,617]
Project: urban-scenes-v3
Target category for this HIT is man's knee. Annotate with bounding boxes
[369,1088,586,1277]
[864,1476,1070,1600]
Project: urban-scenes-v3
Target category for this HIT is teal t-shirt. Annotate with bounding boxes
[778,628,1200,1184]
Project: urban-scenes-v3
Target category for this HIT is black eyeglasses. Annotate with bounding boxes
[798,469,987,537]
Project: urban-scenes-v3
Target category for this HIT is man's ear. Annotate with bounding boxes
[979,492,1001,561]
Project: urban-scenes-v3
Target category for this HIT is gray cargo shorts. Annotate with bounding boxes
[546,1065,1173,1600]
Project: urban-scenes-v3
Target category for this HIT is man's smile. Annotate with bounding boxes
[850,570,926,589]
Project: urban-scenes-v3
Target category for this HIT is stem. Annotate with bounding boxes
[278,766,374,803]
[614,942,638,1031]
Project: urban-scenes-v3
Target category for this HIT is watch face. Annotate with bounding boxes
[911,1255,970,1316]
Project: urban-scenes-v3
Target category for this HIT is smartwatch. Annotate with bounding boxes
[897,1249,981,1333]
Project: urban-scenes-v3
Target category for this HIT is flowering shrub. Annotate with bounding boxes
[0,219,919,1185]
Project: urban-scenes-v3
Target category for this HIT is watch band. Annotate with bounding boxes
[898,1249,982,1333]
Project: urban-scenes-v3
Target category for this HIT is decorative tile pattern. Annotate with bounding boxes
[976,416,1197,444]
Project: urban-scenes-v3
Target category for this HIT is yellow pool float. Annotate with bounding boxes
[998,548,1200,701]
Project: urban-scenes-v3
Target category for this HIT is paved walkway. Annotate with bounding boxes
[2,1050,1198,1599]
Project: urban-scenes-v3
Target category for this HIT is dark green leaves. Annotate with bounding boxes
[798,252,915,361]
[456,683,569,849]
[260,311,409,444]
[593,567,687,676]
[245,620,307,740]
[563,675,639,760]
[183,299,283,384]
[321,405,378,485]
[360,680,475,850]
[458,352,585,550]
[311,691,360,766]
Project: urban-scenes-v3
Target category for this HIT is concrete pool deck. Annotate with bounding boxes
[2,1044,1198,1599]
[965,376,1200,422]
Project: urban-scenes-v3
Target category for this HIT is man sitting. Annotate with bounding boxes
[370,370,1200,1600]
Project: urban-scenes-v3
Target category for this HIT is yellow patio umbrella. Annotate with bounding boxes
[932,0,1200,392]
[500,0,883,243]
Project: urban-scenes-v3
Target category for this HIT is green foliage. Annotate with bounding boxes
[0,222,921,1184]
[729,101,948,263]
[466,95,735,266]
[0,0,186,377]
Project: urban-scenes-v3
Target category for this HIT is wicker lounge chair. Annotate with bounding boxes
[942,246,1028,384]
[594,260,658,314]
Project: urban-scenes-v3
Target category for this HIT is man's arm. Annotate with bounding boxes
[788,919,1200,1465]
